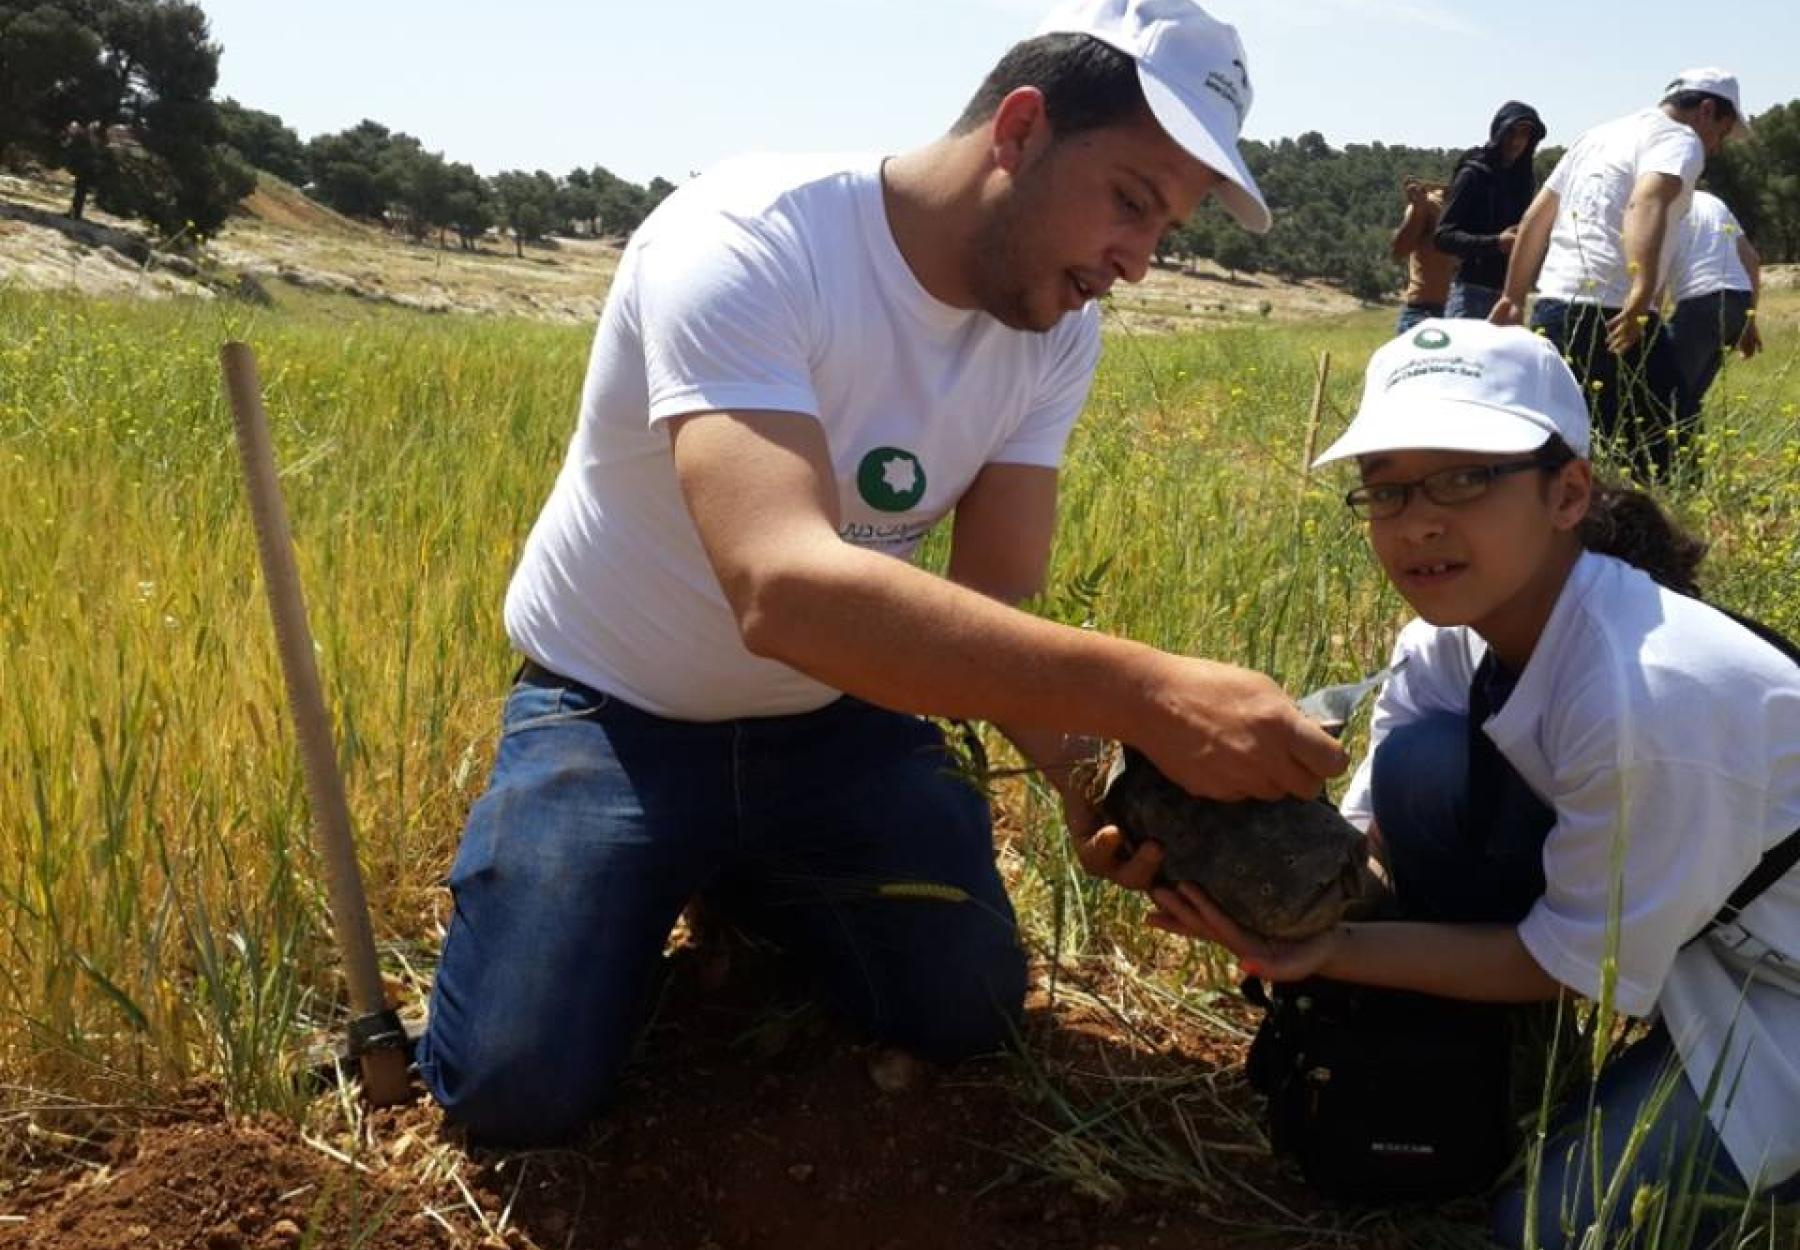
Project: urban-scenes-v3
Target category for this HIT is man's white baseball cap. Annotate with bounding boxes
[1035,0,1271,233]
[1312,320,1591,467]
[1662,67,1750,137]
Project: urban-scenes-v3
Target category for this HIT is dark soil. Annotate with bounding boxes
[0,939,1482,1250]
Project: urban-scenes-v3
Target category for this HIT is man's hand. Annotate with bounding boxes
[1605,301,1652,354]
[1496,225,1518,255]
[1147,881,1345,982]
[1132,656,1347,802]
[1488,296,1524,327]
[1740,315,1763,359]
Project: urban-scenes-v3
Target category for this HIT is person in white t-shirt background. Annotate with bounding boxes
[1492,69,1748,481]
[1143,321,1800,1247]
[415,0,1350,1147]
[1665,188,1763,426]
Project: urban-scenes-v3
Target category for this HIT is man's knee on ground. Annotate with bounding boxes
[886,936,1028,1063]
[423,1025,617,1148]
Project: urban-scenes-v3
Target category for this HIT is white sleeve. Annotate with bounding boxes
[1636,125,1704,189]
[1517,699,1763,1017]
[1338,620,1478,831]
[633,216,821,427]
[1542,149,1575,197]
[991,310,1101,467]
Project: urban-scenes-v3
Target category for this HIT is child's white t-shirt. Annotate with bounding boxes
[1341,552,1800,1187]
[503,153,1101,721]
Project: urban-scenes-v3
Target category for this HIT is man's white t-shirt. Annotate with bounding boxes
[1669,190,1754,303]
[1340,552,1800,1188]
[504,153,1102,721]
[1536,109,1705,307]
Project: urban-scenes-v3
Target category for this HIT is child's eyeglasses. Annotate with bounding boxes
[1344,460,1545,520]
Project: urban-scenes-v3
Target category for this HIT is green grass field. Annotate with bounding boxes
[3,283,1798,1243]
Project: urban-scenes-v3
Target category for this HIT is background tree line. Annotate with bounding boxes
[230,105,677,255]
[4,1,1798,282]
[1,0,676,252]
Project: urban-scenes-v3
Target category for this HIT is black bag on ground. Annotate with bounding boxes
[1244,975,1520,1202]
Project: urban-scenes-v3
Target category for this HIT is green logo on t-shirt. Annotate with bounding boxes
[856,447,927,513]
[1412,327,1451,350]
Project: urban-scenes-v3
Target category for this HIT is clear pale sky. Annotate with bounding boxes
[199,0,1798,186]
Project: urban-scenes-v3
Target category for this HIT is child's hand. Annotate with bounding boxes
[1071,815,1165,891]
[1148,882,1345,982]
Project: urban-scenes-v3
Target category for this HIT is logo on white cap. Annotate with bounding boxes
[1312,320,1591,468]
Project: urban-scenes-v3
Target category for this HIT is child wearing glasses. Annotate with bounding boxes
[1144,320,1800,1247]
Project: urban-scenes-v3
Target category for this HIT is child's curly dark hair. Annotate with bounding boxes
[1538,437,1708,597]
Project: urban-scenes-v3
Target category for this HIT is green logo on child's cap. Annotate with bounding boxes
[856,447,927,512]
[1412,327,1451,350]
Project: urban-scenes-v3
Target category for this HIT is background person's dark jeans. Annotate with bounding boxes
[1395,301,1445,335]
[1530,298,1685,480]
[416,671,1027,1146]
[1669,288,1753,423]
[1445,281,1501,321]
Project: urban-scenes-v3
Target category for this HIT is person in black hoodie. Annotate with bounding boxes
[1435,101,1546,319]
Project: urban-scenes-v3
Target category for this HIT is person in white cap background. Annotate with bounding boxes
[1491,69,1749,480]
[1144,319,1800,1247]
[1665,187,1764,427]
[416,0,1349,1146]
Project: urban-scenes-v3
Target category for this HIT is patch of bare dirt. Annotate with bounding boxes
[1109,259,1366,332]
[0,175,218,302]
[0,1115,448,1250]
[0,938,1458,1250]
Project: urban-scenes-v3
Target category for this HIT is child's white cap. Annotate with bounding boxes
[1312,320,1590,467]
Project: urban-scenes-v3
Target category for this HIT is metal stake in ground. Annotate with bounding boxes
[220,342,412,1107]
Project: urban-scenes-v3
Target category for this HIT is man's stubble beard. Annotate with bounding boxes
[966,174,1060,334]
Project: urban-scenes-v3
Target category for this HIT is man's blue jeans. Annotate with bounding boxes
[416,668,1027,1145]
[1395,302,1446,336]
[1530,298,1685,480]
[1371,713,1790,1248]
[1445,281,1501,321]
[1669,288,1753,423]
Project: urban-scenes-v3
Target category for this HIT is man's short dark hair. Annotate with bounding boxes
[951,32,1152,138]
[1665,89,1738,127]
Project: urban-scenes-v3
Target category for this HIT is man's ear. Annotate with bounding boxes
[989,86,1053,174]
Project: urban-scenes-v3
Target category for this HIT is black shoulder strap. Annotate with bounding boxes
[1694,604,1800,941]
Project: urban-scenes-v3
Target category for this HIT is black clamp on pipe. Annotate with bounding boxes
[347,1008,411,1060]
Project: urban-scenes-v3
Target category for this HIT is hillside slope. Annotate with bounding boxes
[1,168,1370,327]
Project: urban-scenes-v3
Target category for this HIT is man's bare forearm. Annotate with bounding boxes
[1620,195,1673,311]
[1739,235,1762,306]
[1500,190,1556,304]
[740,532,1166,742]
[675,409,1345,801]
